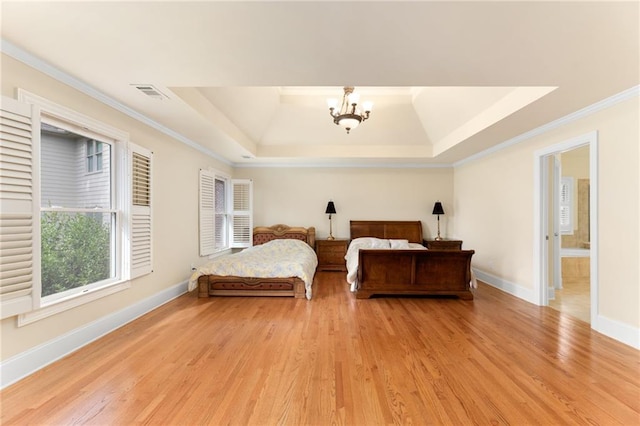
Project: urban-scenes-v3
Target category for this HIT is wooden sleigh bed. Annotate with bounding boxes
[196,224,316,299]
[349,220,475,299]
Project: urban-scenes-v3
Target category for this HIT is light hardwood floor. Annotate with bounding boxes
[2,273,639,425]
[550,257,591,323]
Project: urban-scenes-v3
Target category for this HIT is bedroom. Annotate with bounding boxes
[1,1,638,423]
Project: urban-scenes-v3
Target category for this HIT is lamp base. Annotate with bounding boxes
[435,216,442,241]
[327,215,335,240]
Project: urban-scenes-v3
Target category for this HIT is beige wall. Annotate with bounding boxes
[454,96,639,328]
[233,167,454,241]
[2,52,637,364]
[1,55,230,360]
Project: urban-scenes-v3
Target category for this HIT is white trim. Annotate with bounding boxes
[475,267,639,350]
[592,315,640,350]
[2,39,230,165]
[3,40,637,170]
[533,131,599,320]
[18,89,128,143]
[455,86,639,168]
[234,162,454,169]
[2,280,188,389]
[17,281,131,326]
[472,268,537,304]
[588,138,599,327]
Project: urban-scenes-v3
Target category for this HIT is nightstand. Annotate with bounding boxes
[425,239,463,250]
[316,239,348,271]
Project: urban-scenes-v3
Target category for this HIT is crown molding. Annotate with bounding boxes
[1,39,231,166]
[232,161,453,169]
[4,38,637,170]
[454,85,640,168]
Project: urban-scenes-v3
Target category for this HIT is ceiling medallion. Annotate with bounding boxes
[327,86,372,134]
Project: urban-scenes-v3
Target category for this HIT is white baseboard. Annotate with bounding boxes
[472,268,537,304]
[593,314,640,350]
[474,268,639,350]
[1,281,189,389]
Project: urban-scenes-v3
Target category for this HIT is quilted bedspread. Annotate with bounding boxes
[188,239,318,299]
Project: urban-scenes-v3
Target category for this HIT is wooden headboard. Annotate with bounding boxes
[253,224,316,248]
[349,220,423,244]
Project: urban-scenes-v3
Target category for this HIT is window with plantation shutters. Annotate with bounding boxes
[231,179,252,248]
[3,90,156,323]
[130,145,152,278]
[199,171,253,255]
[560,177,573,235]
[1,96,39,319]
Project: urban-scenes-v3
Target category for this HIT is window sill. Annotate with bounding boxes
[17,280,131,327]
[209,248,232,259]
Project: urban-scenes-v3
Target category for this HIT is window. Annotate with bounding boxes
[41,124,115,301]
[199,169,252,256]
[559,176,574,235]
[0,92,153,321]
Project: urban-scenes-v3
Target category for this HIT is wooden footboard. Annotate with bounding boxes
[356,249,475,299]
[198,275,306,299]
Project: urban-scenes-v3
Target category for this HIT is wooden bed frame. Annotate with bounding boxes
[350,220,475,299]
[197,224,316,299]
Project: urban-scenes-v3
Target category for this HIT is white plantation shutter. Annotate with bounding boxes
[214,177,227,249]
[231,179,252,248]
[130,144,152,278]
[0,96,40,319]
[199,169,215,256]
[559,177,573,234]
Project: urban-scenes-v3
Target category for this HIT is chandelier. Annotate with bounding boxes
[327,86,372,134]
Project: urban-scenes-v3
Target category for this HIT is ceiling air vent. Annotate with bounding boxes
[131,84,168,100]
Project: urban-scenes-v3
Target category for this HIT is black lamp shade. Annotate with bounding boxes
[325,201,337,214]
[432,201,445,215]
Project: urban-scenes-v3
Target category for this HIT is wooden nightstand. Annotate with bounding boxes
[424,239,463,250]
[316,239,348,271]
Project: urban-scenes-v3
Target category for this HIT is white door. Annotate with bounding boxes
[552,155,562,291]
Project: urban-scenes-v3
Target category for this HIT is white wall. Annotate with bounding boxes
[1,54,231,361]
[233,166,455,242]
[454,96,639,334]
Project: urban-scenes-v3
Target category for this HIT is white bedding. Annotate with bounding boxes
[188,239,318,299]
[345,237,426,292]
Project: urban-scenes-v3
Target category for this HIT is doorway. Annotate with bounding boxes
[533,132,598,325]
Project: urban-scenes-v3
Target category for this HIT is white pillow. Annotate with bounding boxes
[349,237,390,249]
[345,237,390,262]
[389,239,410,249]
[408,242,428,250]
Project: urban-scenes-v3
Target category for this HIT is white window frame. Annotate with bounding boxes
[12,90,152,326]
[199,169,252,257]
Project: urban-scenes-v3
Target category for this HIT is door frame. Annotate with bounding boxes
[533,131,598,325]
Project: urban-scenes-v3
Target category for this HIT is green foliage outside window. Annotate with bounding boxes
[41,211,111,297]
